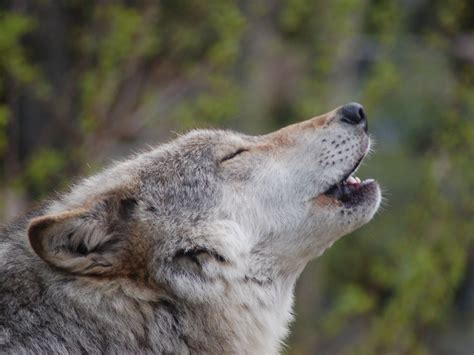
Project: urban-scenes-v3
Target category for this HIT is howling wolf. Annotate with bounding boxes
[0,103,380,354]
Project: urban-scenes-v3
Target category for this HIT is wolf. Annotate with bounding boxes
[0,102,381,354]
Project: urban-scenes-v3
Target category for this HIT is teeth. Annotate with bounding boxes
[346,176,357,184]
[355,176,361,184]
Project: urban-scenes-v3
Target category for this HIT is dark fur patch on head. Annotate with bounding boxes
[174,247,227,268]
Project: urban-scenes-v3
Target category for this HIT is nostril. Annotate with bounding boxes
[341,102,367,131]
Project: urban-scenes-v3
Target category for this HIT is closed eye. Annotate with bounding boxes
[220,148,248,163]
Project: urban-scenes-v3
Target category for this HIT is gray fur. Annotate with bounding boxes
[0,106,381,354]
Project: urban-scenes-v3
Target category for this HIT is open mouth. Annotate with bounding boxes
[323,156,375,204]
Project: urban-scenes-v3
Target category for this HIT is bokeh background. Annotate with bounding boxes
[1,1,473,354]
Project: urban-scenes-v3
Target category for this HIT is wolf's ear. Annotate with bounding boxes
[27,196,137,275]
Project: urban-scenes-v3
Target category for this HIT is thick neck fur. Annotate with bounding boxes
[0,224,298,354]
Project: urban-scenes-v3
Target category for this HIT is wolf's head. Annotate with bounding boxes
[27,103,381,302]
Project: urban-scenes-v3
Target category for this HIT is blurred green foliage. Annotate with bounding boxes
[1,1,473,354]
[0,12,35,157]
[0,12,37,83]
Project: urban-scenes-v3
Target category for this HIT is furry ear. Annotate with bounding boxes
[28,196,137,275]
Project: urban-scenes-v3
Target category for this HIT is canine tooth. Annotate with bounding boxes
[355,177,361,184]
[347,176,357,184]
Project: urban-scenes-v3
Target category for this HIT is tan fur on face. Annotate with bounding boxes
[270,108,338,137]
[313,194,342,207]
[257,108,339,154]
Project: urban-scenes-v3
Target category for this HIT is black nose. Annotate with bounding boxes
[341,102,367,132]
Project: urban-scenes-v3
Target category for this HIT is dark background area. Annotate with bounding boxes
[0,1,473,354]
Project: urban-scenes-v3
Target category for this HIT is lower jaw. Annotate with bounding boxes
[322,179,378,206]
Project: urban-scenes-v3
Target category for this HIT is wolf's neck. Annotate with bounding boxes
[200,251,305,354]
[179,275,297,354]
[17,252,300,354]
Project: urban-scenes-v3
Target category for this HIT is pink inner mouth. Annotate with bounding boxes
[323,175,375,203]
